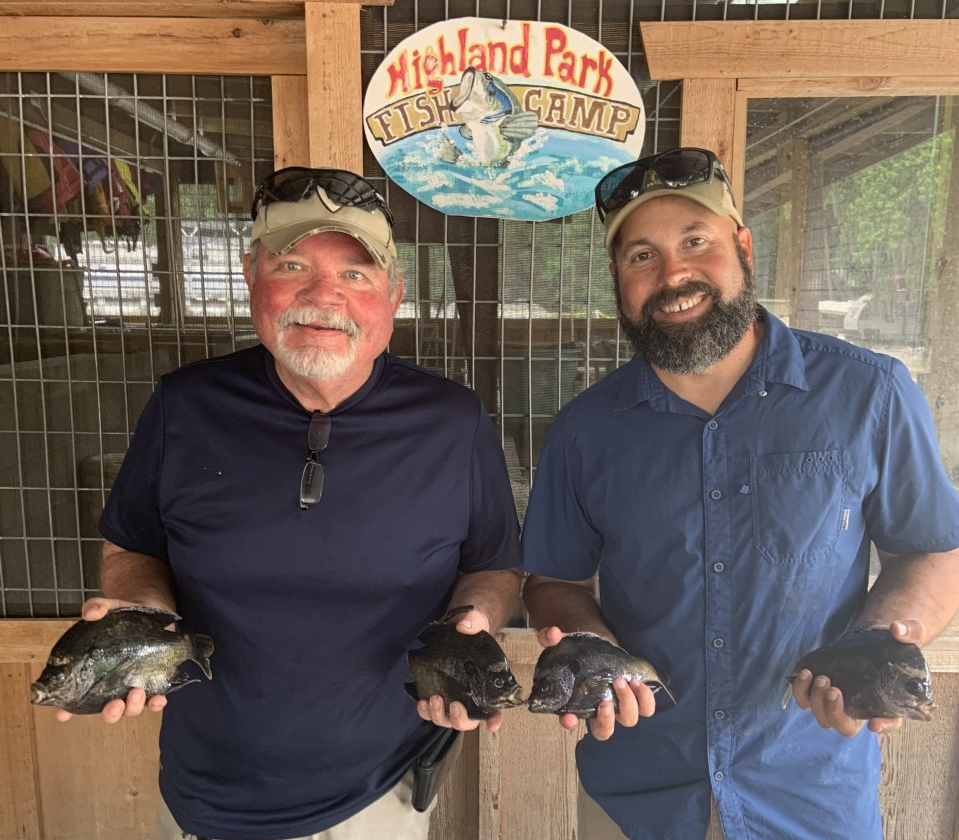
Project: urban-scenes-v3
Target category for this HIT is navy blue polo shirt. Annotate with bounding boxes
[521,310,959,840]
[100,347,521,839]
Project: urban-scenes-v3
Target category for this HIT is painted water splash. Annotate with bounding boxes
[382,128,637,221]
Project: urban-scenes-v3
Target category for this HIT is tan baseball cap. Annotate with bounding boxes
[251,187,397,270]
[602,175,743,256]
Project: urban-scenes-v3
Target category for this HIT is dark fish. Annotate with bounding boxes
[406,618,524,720]
[528,632,676,719]
[782,627,935,721]
[30,606,214,714]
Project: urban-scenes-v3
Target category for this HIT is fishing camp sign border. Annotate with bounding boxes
[362,18,646,221]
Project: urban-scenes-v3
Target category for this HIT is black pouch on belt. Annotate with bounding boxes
[411,727,464,813]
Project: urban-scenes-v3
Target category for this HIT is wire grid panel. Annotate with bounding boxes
[0,72,271,617]
[1,0,956,618]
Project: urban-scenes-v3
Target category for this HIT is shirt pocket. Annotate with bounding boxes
[750,449,846,565]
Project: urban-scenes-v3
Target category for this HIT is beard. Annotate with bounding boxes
[274,306,361,380]
[617,238,759,375]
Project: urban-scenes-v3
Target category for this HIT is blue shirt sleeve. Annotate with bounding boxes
[864,357,959,555]
[521,413,602,580]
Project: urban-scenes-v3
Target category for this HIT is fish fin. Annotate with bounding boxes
[459,126,473,141]
[651,681,677,706]
[164,672,200,694]
[110,605,182,624]
[189,633,215,680]
[479,110,510,125]
[781,678,796,710]
[438,137,461,164]
[441,604,474,623]
[498,111,538,140]
[404,681,420,702]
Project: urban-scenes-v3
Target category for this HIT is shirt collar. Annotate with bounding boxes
[613,306,809,413]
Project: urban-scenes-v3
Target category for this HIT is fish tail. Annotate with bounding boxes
[188,633,215,680]
[781,679,795,710]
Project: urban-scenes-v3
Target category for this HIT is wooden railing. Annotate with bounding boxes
[2,622,957,840]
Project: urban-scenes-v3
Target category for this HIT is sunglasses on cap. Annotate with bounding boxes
[251,167,396,228]
[594,148,736,222]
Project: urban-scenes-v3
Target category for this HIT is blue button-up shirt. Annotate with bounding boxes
[521,311,959,840]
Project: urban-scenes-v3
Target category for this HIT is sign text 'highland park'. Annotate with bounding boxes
[385,24,616,98]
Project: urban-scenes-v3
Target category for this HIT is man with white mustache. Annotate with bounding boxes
[58,168,523,840]
[521,148,959,840]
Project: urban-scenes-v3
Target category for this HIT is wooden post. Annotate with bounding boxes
[774,138,810,328]
[304,2,362,171]
[271,75,311,168]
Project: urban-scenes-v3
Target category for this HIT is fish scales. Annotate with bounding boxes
[31,606,214,714]
[783,627,935,722]
[528,632,675,719]
[406,621,523,720]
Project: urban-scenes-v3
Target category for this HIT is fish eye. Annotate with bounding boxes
[905,678,928,697]
[492,677,505,689]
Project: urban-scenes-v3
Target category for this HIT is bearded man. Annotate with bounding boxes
[55,167,522,840]
[521,148,959,840]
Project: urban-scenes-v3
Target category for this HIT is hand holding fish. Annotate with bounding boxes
[51,597,182,724]
[532,627,659,741]
[410,606,523,734]
[787,620,934,737]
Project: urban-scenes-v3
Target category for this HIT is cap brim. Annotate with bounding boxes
[603,181,743,256]
[258,220,394,270]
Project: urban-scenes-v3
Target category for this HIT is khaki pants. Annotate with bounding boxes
[578,782,725,840]
[157,772,433,840]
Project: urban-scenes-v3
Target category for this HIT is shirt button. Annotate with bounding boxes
[758,389,768,397]
[707,420,718,430]
[713,562,725,573]
[712,637,724,648]
[710,489,722,500]
[714,771,724,781]
[714,710,726,720]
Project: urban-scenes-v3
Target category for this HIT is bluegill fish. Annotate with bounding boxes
[528,632,675,719]
[782,627,935,721]
[30,606,213,714]
[406,615,524,720]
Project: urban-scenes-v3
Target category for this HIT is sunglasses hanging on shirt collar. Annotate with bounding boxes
[251,166,396,228]
[594,147,737,222]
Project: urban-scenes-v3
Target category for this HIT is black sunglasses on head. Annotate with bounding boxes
[252,167,395,228]
[595,148,736,222]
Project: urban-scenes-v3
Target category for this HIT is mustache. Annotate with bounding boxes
[643,281,718,316]
[278,306,360,339]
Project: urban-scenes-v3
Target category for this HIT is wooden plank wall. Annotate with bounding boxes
[2,11,959,839]
[2,624,958,840]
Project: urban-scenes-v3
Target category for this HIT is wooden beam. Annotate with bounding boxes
[0,17,307,75]
[0,621,74,663]
[641,20,959,80]
[0,1,389,17]
[272,76,312,169]
[739,77,959,98]
[305,3,362,171]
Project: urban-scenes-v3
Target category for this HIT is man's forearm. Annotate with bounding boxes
[449,567,523,632]
[522,575,615,641]
[100,540,177,612]
[856,548,959,643]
